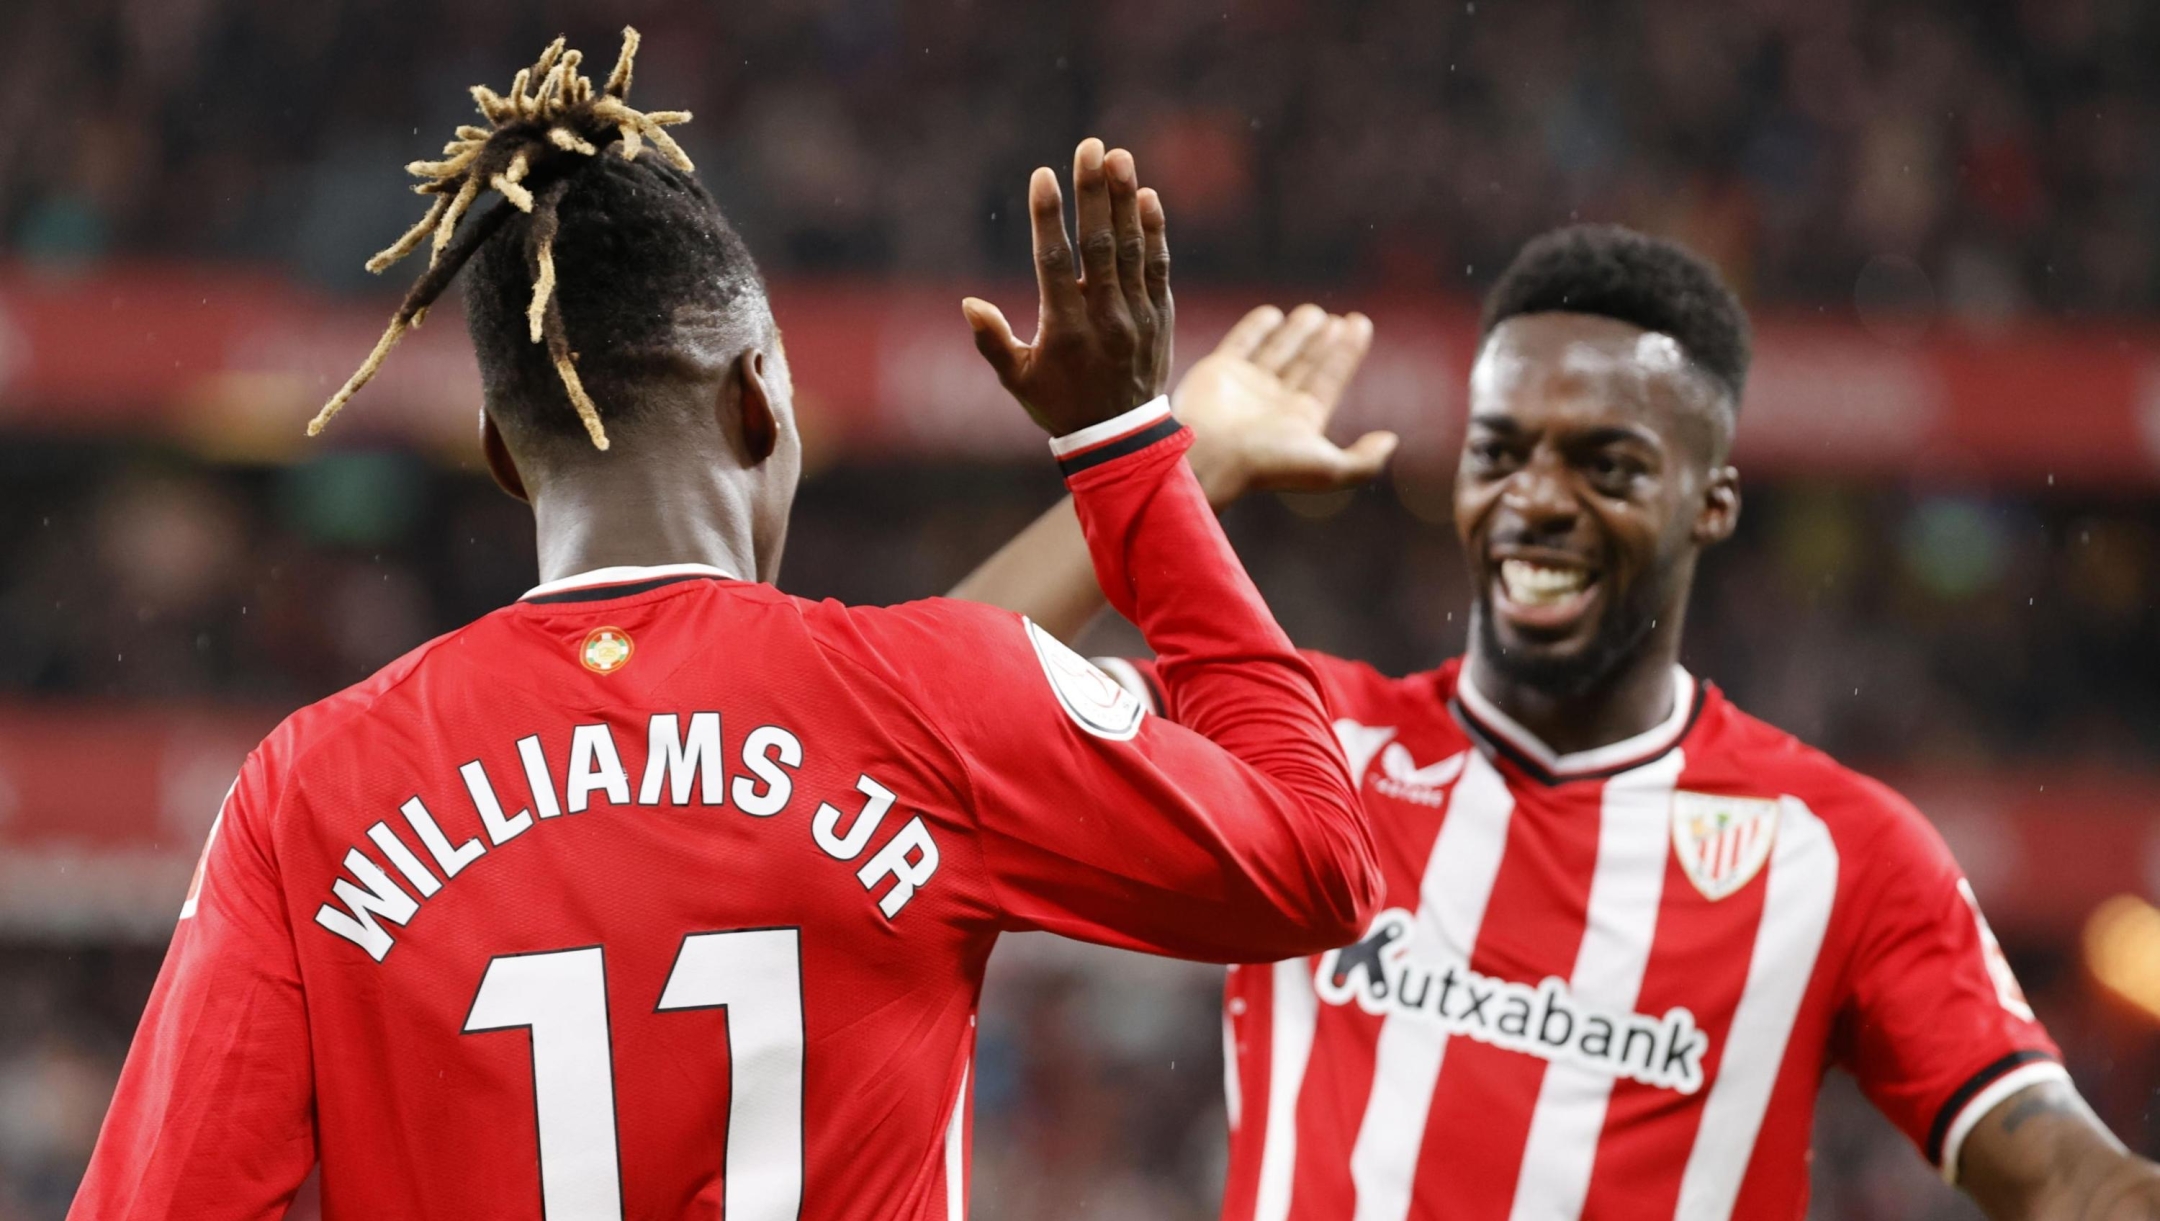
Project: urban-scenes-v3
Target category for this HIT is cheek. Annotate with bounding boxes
[1453,486,1494,551]
[1597,503,1671,575]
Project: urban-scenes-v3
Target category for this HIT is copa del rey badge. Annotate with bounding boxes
[1671,791,1781,902]
[580,626,634,674]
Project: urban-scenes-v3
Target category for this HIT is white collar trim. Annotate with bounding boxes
[1457,663,1696,776]
[522,562,735,601]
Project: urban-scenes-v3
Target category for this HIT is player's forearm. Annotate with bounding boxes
[1062,402,1380,942]
[946,496,1108,642]
[1986,1150,2160,1221]
[1963,1082,2160,1221]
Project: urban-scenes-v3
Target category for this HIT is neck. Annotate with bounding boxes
[527,451,763,584]
[1461,614,1688,757]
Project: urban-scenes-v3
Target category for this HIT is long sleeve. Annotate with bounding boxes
[70,753,316,1220]
[840,399,1381,962]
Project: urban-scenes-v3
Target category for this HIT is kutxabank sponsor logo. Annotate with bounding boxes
[1314,909,1709,1095]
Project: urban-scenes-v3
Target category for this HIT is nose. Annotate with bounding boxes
[1496,450,1578,535]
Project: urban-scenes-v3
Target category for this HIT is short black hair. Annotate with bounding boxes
[464,151,768,448]
[1480,225,1751,403]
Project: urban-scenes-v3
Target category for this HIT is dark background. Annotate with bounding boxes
[3,2,2158,1218]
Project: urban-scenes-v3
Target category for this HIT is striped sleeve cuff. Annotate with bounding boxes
[1932,1053,2072,1184]
[1050,396,1181,477]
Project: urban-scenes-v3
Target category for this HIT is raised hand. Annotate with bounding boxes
[1175,304,1398,507]
[963,138,1173,437]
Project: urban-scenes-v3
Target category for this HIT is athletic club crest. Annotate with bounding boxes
[580,626,634,674]
[1670,791,1781,902]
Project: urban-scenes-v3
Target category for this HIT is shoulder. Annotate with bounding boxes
[1305,650,1462,720]
[1095,647,1457,727]
[231,617,495,838]
[257,620,482,774]
[1690,690,1946,869]
[791,593,1032,678]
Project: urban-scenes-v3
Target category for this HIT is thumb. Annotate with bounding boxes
[962,297,1025,387]
[1333,430,1400,482]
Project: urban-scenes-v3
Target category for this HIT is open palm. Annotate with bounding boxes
[1175,304,1398,506]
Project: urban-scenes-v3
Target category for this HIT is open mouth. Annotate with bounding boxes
[1491,557,1601,632]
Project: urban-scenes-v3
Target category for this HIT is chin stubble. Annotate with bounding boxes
[1470,562,1672,698]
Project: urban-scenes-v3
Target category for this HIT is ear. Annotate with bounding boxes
[1694,465,1741,545]
[728,349,780,466]
[480,411,529,503]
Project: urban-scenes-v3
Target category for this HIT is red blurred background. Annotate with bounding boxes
[3,1,2158,1218]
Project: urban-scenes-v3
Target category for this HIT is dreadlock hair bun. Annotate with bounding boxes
[308,28,753,452]
[464,150,765,453]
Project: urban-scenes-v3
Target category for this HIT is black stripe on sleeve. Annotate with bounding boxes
[1924,1049,2058,1167]
[1057,418,1185,477]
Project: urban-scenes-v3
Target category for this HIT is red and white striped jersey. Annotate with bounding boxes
[1103,652,2061,1221]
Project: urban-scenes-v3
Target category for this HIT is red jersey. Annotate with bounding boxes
[1101,652,2062,1221]
[71,405,1381,1221]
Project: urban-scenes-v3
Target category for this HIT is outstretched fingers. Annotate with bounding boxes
[1217,304,1287,359]
[1279,316,1345,396]
[1138,187,1171,315]
[1294,312,1376,408]
[1106,149,1150,321]
[1138,185,1173,388]
[1251,303,1329,374]
[962,298,1027,390]
[1333,430,1400,482]
[1027,167,1080,326]
[1070,138,1123,317]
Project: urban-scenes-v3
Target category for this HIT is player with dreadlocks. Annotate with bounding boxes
[305,28,693,452]
[71,30,1380,1221]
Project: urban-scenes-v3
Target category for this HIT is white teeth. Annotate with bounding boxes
[1499,559,1590,606]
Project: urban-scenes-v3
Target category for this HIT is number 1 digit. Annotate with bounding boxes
[464,930,804,1221]
[659,929,805,1220]
[465,946,625,1221]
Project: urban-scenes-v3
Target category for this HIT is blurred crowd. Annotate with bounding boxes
[4,442,2156,770]
[5,0,2160,1217]
[3,0,2158,312]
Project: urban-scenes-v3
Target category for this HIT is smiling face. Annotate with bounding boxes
[1454,312,1741,695]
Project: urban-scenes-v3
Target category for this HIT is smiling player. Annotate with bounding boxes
[957,225,2160,1220]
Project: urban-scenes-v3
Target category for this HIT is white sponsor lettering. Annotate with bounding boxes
[1317,908,1710,1095]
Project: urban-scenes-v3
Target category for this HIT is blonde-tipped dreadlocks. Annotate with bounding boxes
[308,28,694,450]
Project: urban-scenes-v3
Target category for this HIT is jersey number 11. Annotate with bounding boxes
[463,928,805,1220]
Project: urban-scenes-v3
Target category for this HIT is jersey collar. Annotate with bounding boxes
[520,562,736,603]
[1454,663,1699,783]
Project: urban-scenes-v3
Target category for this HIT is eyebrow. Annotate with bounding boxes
[1466,416,1661,448]
[1466,413,1524,435]
[1569,425,1662,448]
